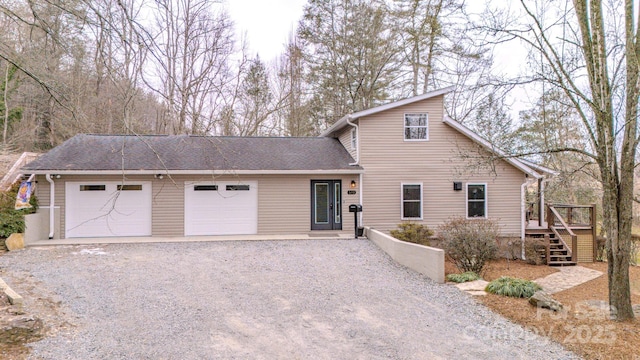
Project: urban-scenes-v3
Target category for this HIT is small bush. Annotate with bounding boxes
[390,222,433,246]
[524,237,547,265]
[485,276,542,298]
[439,217,499,274]
[446,271,480,283]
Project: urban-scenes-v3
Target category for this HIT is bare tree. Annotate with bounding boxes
[150,0,235,135]
[482,0,639,320]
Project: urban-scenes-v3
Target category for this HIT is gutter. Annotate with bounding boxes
[45,174,55,239]
[25,169,364,176]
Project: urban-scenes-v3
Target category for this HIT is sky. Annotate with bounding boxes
[225,0,307,61]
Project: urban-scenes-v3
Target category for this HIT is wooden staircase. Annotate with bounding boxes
[538,233,576,266]
[527,203,597,266]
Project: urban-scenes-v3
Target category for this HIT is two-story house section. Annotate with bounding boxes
[321,87,552,239]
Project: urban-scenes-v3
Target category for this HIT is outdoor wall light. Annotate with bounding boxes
[53,174,61,179]
[351,180,357,188]
[155,174,164,180]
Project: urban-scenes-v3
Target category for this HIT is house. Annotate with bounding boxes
[24,87,573,250]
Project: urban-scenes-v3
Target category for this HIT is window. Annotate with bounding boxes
[226,185,250,191]
[401,183,422,219]
[117,184,143,191]
[80,185,105,191]
[350,128,357,150]
[404,113,428,141]
[194,185,218,191]
[467,184,487,218]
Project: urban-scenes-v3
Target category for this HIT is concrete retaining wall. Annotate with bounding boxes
[25,207,60,244]
[366,227,445,283]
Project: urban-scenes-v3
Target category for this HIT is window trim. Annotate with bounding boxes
[466,183,488,219]
[350,128,357,150]
[401,182,423,220]
[194,185,218,191]
[80,185,106,191]
[403,113,429,142]
[226,184,250,191]
[117,184,143,191]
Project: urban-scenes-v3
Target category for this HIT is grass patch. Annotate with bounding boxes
[485,276,541,298]
[446,272,480,283]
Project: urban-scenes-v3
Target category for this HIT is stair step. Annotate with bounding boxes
[549,260,577,266]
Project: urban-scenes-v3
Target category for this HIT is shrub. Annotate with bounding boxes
[485,276,542,298]
[390,222,433,246]
[446,271,480,283]
[524,237,547,265]
[439,217,499,274]
[0,181,38,238]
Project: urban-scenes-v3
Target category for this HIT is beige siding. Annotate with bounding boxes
[33,173,359,238]
[257,174,358,234]
[336,123,358,160]
[358,95,525,236]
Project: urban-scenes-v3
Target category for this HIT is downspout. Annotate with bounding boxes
[346,117,363,226]
[521,177,537,259]
[45,174,55,239]
[346,116,359,166]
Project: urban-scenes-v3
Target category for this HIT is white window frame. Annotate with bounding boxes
[401,182,423,220]
[350,128,357,150]
[466,183,488,219]
[404,113,429,141]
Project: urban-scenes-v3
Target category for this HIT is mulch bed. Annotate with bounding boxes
[447,259,640,359]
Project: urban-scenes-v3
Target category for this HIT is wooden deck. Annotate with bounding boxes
[525,204,597,265]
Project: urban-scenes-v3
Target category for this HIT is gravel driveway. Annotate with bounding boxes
[0,240,578,359]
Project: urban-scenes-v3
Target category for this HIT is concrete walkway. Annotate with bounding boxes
[26,233,355,246]
[534,265,603,294]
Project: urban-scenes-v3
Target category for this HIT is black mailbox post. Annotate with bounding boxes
[348,204,363,238]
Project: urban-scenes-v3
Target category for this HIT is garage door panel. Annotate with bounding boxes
[184,182,257,236]
[66,182,152,238]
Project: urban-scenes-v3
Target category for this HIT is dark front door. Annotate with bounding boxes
[311,180,342,230]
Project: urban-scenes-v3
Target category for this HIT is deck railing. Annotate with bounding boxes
[545,203,597,263]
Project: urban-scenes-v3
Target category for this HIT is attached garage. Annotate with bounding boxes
[184,181,258,236]
[24,135,362,240]
[65,181,152,238]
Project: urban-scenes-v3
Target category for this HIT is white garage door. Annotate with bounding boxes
[184,181,258,236]
[65,181,152,238]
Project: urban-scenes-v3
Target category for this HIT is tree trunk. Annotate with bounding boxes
[2,63,9,145]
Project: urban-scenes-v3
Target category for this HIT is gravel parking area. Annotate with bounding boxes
[0,240,579,359]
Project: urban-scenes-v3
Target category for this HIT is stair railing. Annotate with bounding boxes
[547,205,578,262]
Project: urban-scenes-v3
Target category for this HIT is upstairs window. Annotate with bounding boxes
[467,184,487,218]
[404,113,428,141]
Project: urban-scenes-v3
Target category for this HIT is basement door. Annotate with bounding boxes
[311,180,342,230]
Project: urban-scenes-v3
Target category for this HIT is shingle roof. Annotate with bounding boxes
[23,134,362,173]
